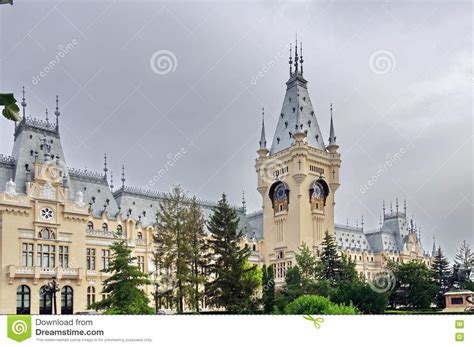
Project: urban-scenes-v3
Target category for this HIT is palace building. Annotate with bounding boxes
[0,43,431,314]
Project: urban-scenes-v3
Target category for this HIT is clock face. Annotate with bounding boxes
[40,207,54,221]
[275,185,286,200]
[312,183,323,198]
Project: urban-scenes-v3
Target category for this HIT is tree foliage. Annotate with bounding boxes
[90,241,153,314]
[430,246,451,308]
[285,295,357,315]
[206,194,258,313]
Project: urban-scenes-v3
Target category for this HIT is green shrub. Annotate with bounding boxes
[285,295,358,315]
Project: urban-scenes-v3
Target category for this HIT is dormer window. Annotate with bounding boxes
[277,137,280,144]
[307,120,311,127]
[292,107,295,113]
[280,113,284,118]
[116,225,122,234]
[284,121,288,128]
[87,221,94,230]
[102,223,108,232]
[137,232,143,240]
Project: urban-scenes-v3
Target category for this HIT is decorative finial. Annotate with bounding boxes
[328,103,337,146]
[390,201,393,214]
[294,34,299,74]
[404,199,407,216]
[361,215,364,231]
[289,43,293,76]
[55,95,60,131]
[379,214,382,230]
[103,153,108,179]
[242,190,246,212]
[21,86,27,118]
[396,198,399,213]
[45,108,49,124]
[299,41,303,74]
[259,107,267,150]
[346,217,349,227]
[121,164,125,189]
[382,200,386,216]
[110,171,114,190]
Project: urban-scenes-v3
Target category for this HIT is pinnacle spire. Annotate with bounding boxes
[121,164,126,189]
[432,234,436,256]
[242,190,246,212]
[55,95,60,131]
[103,153,108,179]
[294,34,299,74]
[45,108,49,124]
[110,171,114,190]
[289,43,293,76]
[21,86,27,118]
[259,107,267,149]
[328,103,337,145]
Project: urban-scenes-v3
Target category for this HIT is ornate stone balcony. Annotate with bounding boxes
[7,265,83,284]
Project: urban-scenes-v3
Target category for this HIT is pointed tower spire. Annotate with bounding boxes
[382,200,386,217]
[327,104,339,153]
[45,108,49,124]
[379,214,382,230]
[259,107,267,149]
[121,164,126,189]
[103,153,108,180]
[404,199,407,216]
[21,86,27,118]
[289,43,293,76]
[432,235,436,256]
[294,34,299,74]
[396,197,399,214]
[55,95,60,131]
[299,41,304,74]
[110,171,114,190]
[242,190,246,212]
[257,108,269,158]
[361,214,364,231]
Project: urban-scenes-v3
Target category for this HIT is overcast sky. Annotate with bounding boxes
[0,0,472,260]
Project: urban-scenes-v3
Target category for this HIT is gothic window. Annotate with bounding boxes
[87,221,94,230]
[87,286,96,307]
[252,244,256,251]
[22,243,34,267]
[38,228,54,240]
[137,232,143,240]
[17,285,31,314]
[101,249,111,270]
[269,181,289,213]
[87,248,96,270]
[309,180,329,210]
[102,223,108,232]
[61,286,73,314]
[59,246,69,268]
[116,225,123,234]
[37,244,55,268]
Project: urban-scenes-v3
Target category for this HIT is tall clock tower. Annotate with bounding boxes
[255,41,341,281]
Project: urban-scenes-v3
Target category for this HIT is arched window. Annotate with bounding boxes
[16,285,30,314]
[61,286,73,314]
[38,228,54,239]
[116,225,123,235]
[102,223,108,232]
[137,232,143,240]
[252,244,257,252]
[39,286,52,315]
[87,286,96,308]
[87,221,94,230]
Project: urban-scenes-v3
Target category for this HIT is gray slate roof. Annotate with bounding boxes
[270,72,327,154]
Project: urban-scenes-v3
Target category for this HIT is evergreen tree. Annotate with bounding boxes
[319,231,343,283]
[90,241,153,314]
[186,197,209,312]
[431,246,451,308]
[206,194,256,313]
[262,265,276,314]
[455,240,474,270]
[155,186,191,313]
[295,243,318,283]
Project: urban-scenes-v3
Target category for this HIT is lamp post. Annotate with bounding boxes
[42,277,60,314]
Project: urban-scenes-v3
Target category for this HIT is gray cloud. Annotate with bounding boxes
[0,0,471,260]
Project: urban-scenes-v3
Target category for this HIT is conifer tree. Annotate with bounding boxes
[91,241,153,314]
[186,196,209,312]
[155,186,191,313]
[206,194,256,313]
[431,246,451,308]
[262,264,276,314]
[319,231,343,283]
[295,243,317,283]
